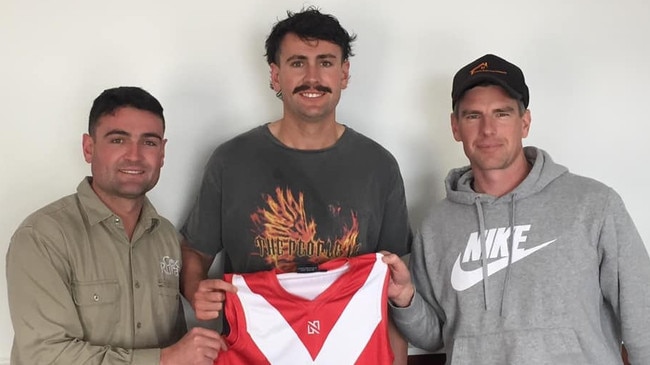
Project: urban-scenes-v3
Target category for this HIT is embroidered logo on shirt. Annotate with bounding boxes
[160,256,180,277]
[307,320,321,335]
[450,224,557,291]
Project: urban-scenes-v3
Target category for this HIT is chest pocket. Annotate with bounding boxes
[72,280,121,340]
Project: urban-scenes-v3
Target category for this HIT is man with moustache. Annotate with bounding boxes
[7,87,224,365]
[180,7,412,364]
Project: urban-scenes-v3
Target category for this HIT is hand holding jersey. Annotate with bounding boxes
[161,327,228,365]
[381,252,415,308]
[191,278,238,321]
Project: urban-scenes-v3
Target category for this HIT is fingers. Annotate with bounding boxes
[197,279,237,294]
[194,308,222,321]
[192,279,237,321]
[195,290,227,304]
[191,328,226,359]
[163,328,227,365]
[381,252,411,288]
[214,332,229,352]
[381,252,407,272]
[193,291,224,320]
[380,252,416,307]
[188,327,226,344]
[194,328,227,363]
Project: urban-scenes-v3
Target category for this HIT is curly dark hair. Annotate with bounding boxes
[265,6,356,65]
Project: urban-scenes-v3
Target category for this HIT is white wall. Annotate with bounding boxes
[1,0,649,360]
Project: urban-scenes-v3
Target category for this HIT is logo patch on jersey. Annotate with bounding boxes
[450,224,557,291]
[307,320,320,335]
[160,256,180,277]
[250,187,361,271]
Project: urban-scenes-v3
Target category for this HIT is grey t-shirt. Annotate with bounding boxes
[181,124,412,273]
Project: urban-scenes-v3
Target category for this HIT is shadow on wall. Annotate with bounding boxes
[407,73,466,229]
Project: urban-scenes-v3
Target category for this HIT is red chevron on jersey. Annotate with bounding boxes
[214,253,392,365]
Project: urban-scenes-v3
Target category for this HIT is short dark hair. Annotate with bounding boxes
[88,86,165,136]
[265,7,356,65]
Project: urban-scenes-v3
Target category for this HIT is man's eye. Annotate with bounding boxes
[465,114,480,120]
[496,112,510,118]
[144,140,157,147]
[110,138,123,144]
[321,60,333,67]
[290,61,303,67]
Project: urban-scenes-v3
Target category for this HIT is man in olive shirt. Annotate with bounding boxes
[7,87,225,365]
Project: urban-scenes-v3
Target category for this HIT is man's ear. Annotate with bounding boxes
[450,112,462,142]
[82,133,94,163]
[341,60,351,90]
[270,63,281,92]
[160,138,167,167]
[521,109,532,138]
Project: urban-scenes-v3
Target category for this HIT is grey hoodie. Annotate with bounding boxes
[392,147,650,364]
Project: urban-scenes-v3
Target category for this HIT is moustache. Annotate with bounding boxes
[292,84,332,94]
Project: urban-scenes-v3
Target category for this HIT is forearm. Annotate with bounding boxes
[390,292,443,352]
[180,241,212,300]
[11,337,160,365]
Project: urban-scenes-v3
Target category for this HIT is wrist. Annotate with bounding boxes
[392,285,415,308]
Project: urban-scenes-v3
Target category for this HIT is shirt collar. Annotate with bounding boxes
[77,177,160,231]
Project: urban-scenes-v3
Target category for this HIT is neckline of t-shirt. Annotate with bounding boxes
[261,123,352,153]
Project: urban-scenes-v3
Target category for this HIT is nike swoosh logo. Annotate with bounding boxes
[450,239,557,291]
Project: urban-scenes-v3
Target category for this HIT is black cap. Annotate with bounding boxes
[451,54,529,108]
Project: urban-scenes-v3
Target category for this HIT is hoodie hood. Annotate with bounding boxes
[445,147,568,204]
[445,146,568,312]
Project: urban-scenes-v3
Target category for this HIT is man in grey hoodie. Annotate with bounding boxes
[383,54,650,364]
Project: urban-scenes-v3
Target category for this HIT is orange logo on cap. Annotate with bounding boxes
[470,62,507,76]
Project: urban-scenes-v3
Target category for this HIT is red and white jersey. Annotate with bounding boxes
[214,253,392,365]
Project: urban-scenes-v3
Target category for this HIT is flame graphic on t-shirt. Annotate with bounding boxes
[251,187,360,272]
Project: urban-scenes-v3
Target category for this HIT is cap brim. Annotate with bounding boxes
[454,75,523,106]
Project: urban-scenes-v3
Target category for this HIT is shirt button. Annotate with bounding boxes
[93,294,100,302]
[114,218,120,224]
[136,322,142,329]
[135,281,140,289]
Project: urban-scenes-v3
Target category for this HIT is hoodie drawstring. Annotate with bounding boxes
[500,193,517,317]
[475,198,489,310]
[475,194,518,314]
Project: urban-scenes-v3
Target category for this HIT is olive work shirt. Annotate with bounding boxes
[7,178,185,364]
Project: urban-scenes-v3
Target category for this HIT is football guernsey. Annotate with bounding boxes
[214,253,393,365]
